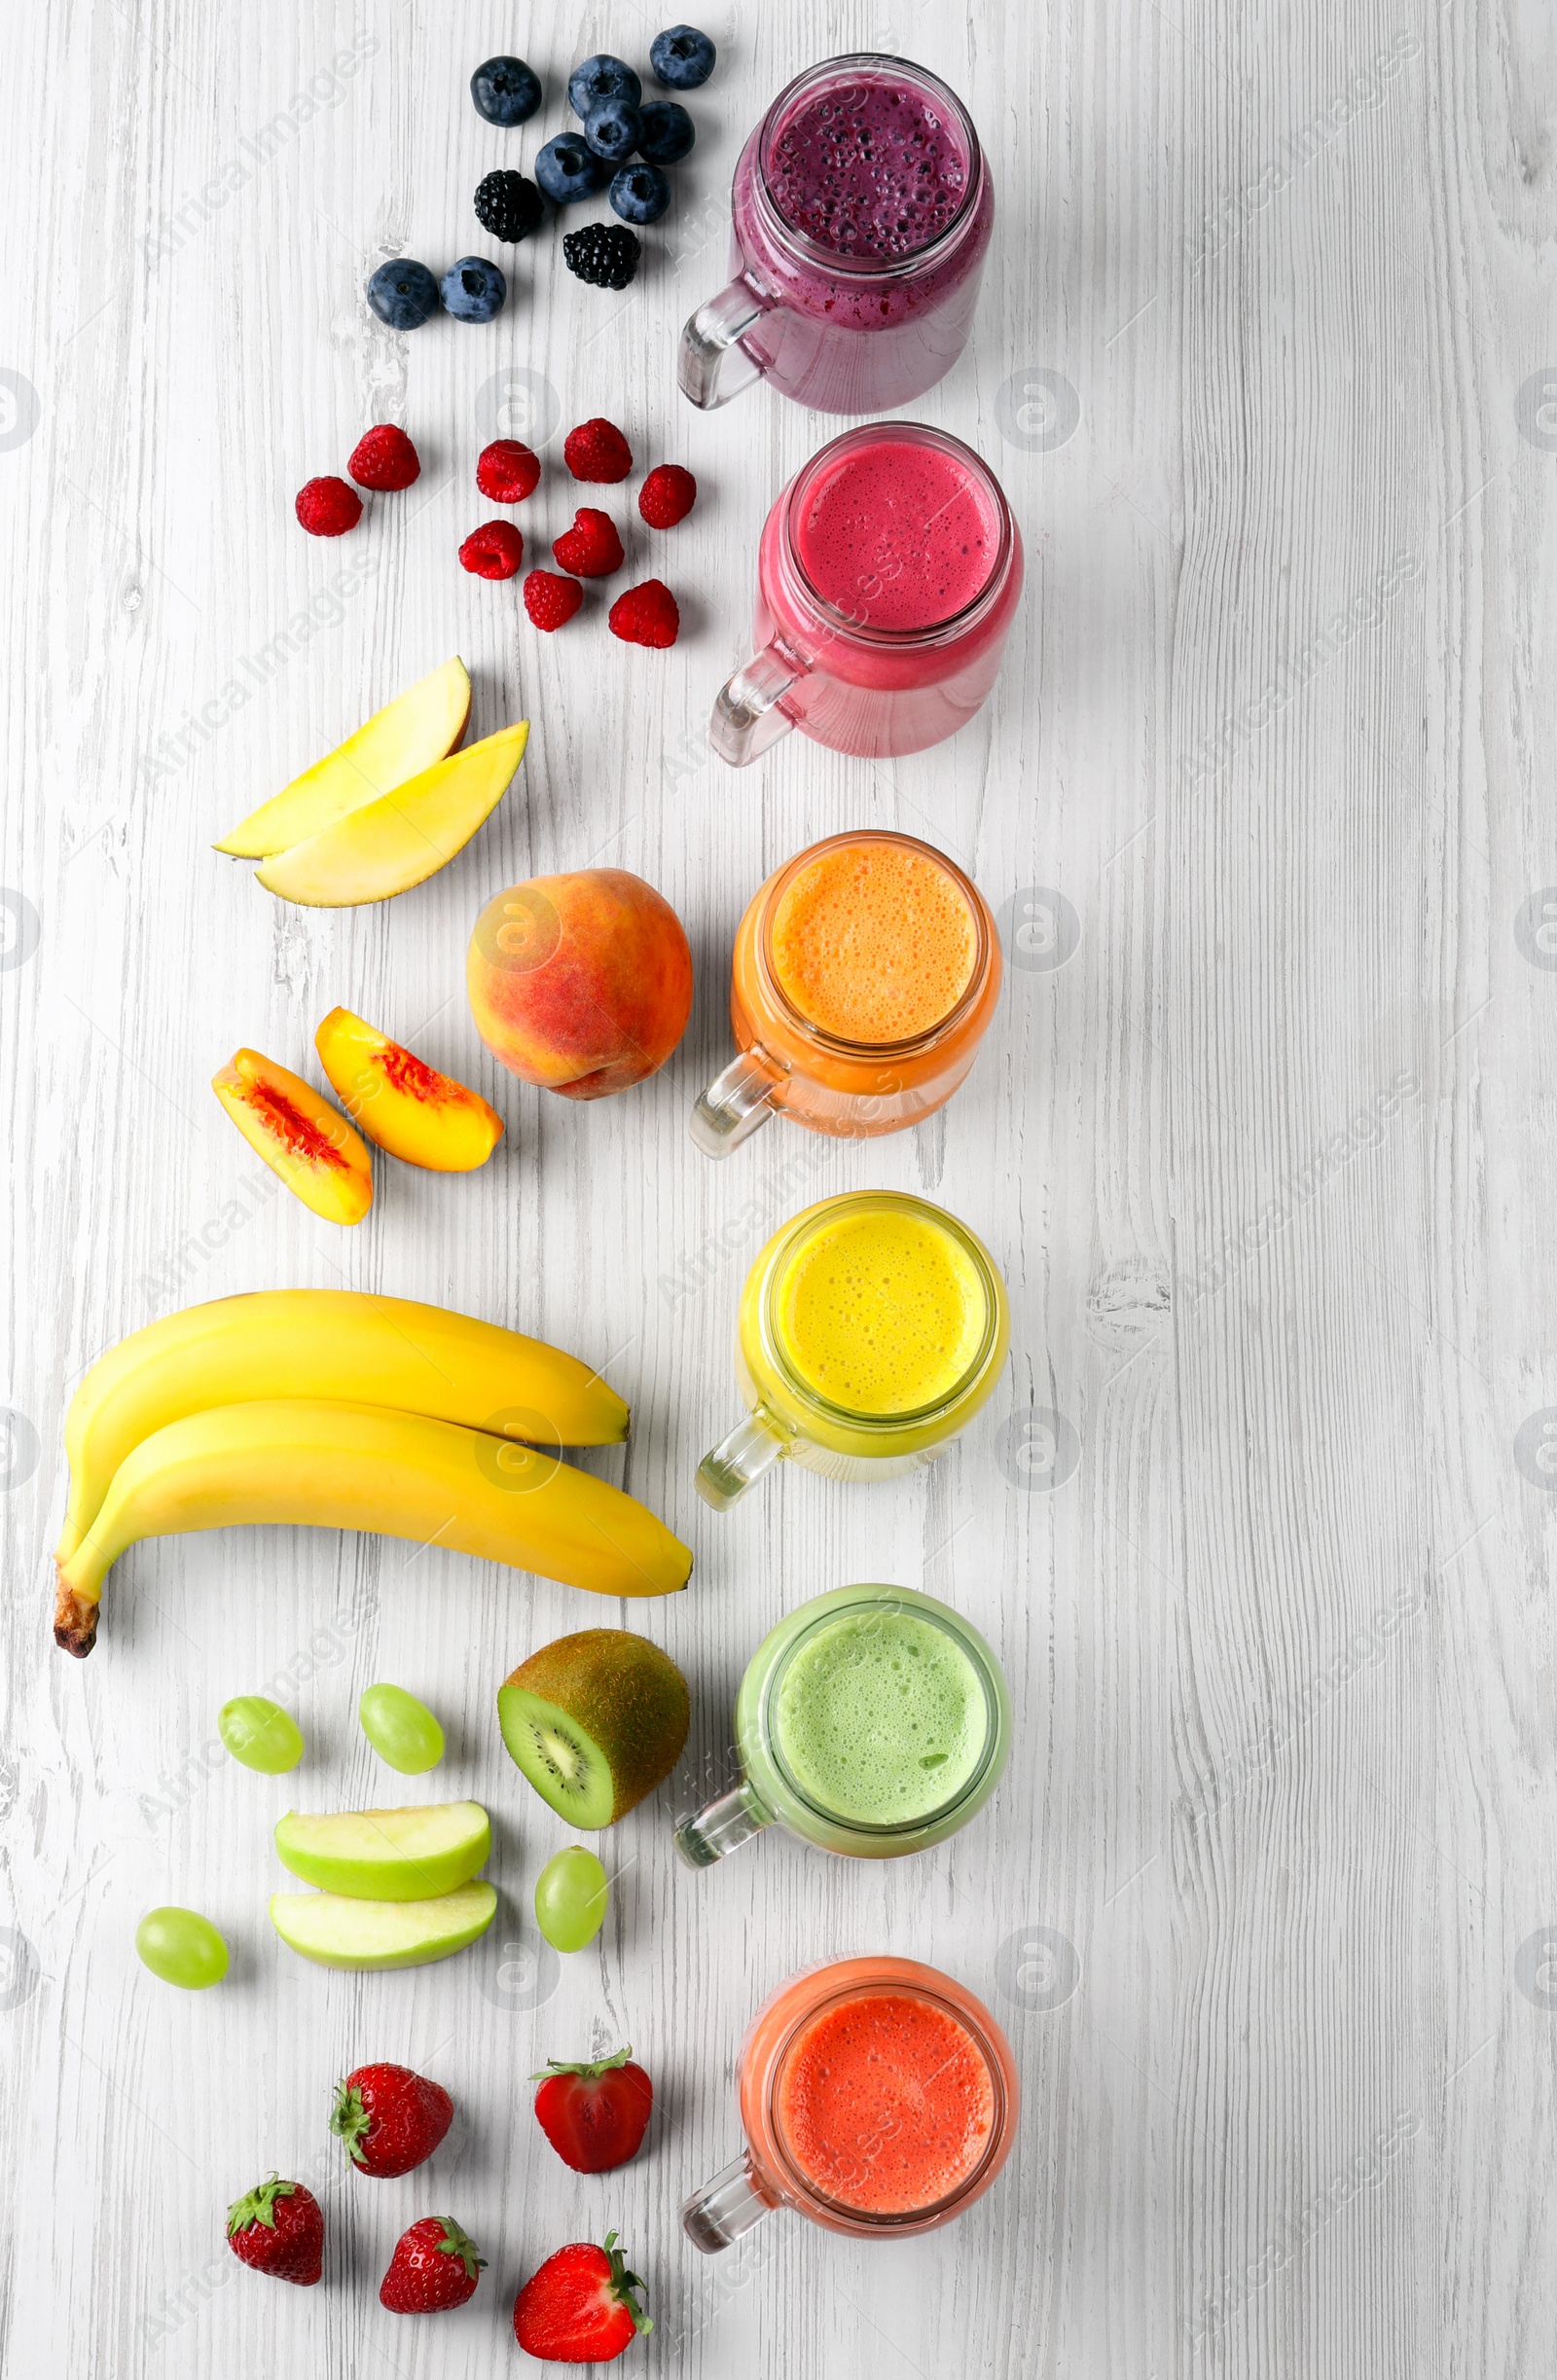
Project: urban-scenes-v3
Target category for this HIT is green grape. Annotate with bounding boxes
[359,1682,445,1774]
[218,1694,304,1774]
[534,1846,608,1952]
[135,1905,229,1990]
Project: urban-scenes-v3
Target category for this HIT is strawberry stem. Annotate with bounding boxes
[602,2231,653,2335]
[329,2080,372,2167]
[529,2044,634,2082]
[436,2218,488,2279]
[226,2174,297,2236]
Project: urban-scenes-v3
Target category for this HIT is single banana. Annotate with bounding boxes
[55,1290,630,1567]
[54,1399,692,1656]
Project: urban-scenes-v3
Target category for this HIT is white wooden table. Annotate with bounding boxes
[4,1,1553,2372]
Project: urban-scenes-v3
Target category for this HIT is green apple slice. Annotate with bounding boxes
[273,1800,490,1900]
[214,658,472,858]
[270,1881,497,1970]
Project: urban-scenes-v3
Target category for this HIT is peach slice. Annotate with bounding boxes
[214,659,471,859]
[314,1006,504,1172]
[212,1049,374,1225]
[255,723,528,909]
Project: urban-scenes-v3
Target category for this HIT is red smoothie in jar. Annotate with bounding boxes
[774,1988,996,2215]
[746,423,1023,757]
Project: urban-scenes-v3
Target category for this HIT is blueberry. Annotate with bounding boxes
[567,54,642,120]
[584,98,644,162]
[609,162,671,226]
[470,55,542,126]
[534,132,609,204]
[637,99,695,163]
[649,25,716,89]
[439,256,507,323]
[366,258,439,329]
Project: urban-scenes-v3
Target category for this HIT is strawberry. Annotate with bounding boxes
[347,424,421,491]
[552,508,625,579]
[380,2216,486,2315]
[460,522,524,580]
[636,464,696,529]
[607,580,679,649]
[563,417,634,484]
[477,439,541,504]
[294,476,362,537]
[331,2062,453,2178]
[513,2232,651,2363]
[524,569,584,631]
[531,2046,653,2174]
[225,2174,323,2286]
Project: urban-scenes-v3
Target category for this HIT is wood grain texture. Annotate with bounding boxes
[1,0,1552,2374]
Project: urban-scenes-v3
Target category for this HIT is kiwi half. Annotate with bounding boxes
[497,1628,691,1827]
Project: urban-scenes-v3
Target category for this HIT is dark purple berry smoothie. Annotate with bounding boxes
[766,79,969,261]
[728,57,994,415]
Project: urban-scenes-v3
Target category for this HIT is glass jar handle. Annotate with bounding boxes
[682,2149,778,2253]
[690,1046,782,1157]
[678,277,768,410]
[709,641,805,768]
[696,1404,789,1510]
[673,1775,773,1867]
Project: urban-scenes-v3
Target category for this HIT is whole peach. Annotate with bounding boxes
[467,869,693,1100]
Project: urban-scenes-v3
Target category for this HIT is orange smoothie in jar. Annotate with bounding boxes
[769,838,977,1043]
[727,830,1000,1136]
[776,1991,996,2215]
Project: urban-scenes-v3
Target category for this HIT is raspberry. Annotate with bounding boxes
[608,578,679,648]
[474,169,545,243]
[563,416,633,484]
[552,507,624,578]
[476,440,540,504]
[637,463,696,529]
[459,522,524,580]
[561,223,640,290]
[295,477,363,537]
[524,570,584,631]
[347,425,421,492]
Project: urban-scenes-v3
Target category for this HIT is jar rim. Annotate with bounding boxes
[778,421,1017,650]
[757,1191,1005,1432]
[755,53,986,282]
[754,829,996,1063]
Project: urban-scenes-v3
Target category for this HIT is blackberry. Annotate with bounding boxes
[474,170,545,244]
[562,222,641,290]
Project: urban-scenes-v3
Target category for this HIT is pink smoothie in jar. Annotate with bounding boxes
[728,56,994,415]
[748,422,1024,759]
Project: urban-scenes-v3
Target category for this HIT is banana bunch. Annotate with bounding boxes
[54,1291,691,1658]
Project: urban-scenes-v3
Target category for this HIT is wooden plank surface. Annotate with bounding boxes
[2,0,1553,2373]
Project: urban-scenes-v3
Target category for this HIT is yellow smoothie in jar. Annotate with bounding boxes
[773,1204,988,1414]
[737,1192,1008,1463]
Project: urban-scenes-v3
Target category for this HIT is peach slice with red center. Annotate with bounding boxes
[314,1007,504,1173]
[212,1049,374,1225]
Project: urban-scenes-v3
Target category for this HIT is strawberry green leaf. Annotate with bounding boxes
[436,2218,488,2279]
[329,2081,372,2167]
[529,2044,634,2082]
[226,2173,297,2236]
[602,2231,653,2334]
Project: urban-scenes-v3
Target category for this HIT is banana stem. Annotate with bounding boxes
[54,1571,99,1658]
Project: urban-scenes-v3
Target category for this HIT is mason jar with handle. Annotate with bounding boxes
[679,54,994,416]
[696,1191,1009,1510]
[709,421,1023,767]
[692,830,1002,1157]
[673,1583,1011,1868]
[681,1957,1020,2252]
